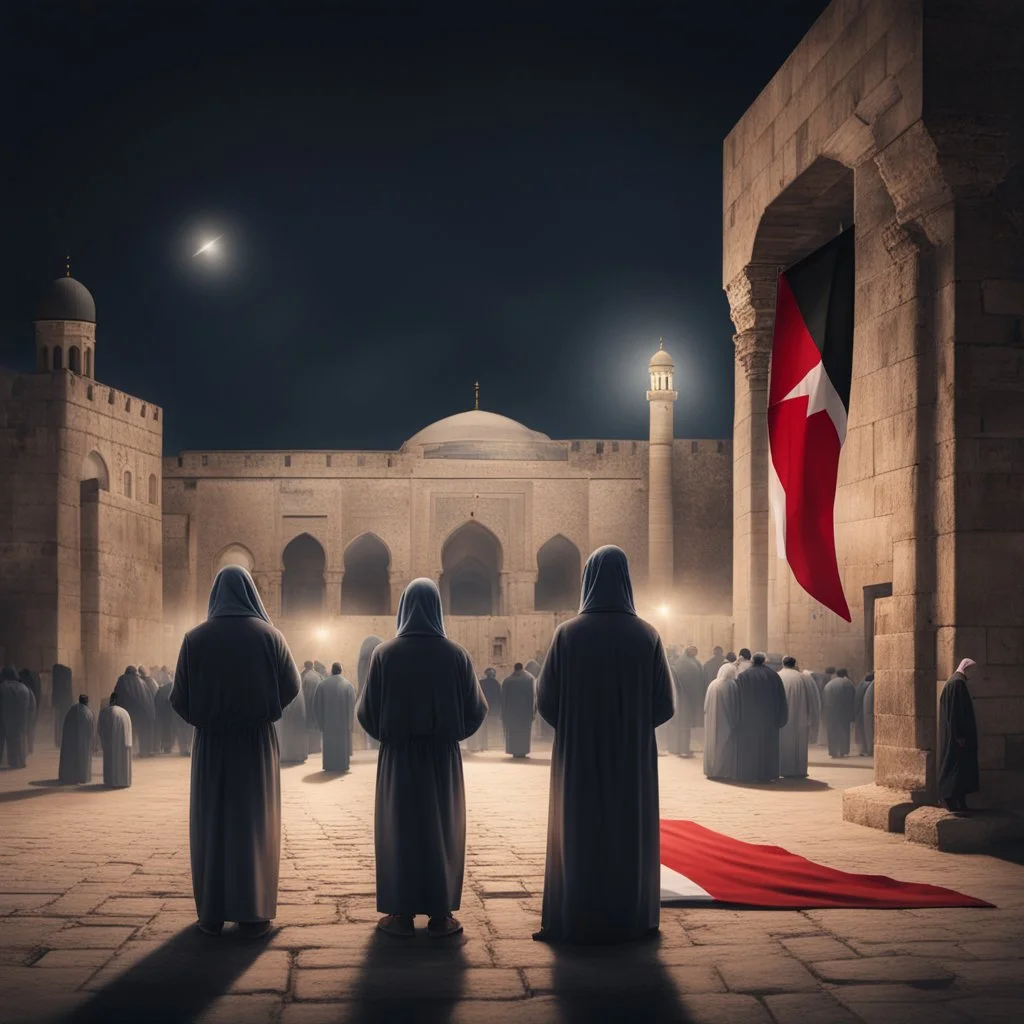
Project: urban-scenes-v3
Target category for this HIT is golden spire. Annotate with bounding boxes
[474,381,480,411]
[65,253,71,278]
[659,337,664,350]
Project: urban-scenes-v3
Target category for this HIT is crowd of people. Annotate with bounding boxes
[0,551,982,946]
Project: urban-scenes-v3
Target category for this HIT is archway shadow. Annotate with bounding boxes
[346,929,467,1024]
[548,933,693,1024]
[55,925,270,1024]
[302,770,351,784]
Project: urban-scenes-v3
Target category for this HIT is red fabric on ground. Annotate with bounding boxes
[660,820,992,909]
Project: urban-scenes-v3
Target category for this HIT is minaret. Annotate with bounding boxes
[647,340,678,596]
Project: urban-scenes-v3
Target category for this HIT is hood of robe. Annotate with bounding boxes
[578,545,636,615]
[1,666,18,682]
[956,658,976,676]
[395,578,447,638]
[207,565,271,624]
[715,663,738,682]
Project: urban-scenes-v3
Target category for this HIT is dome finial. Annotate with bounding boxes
[659,337,664,350]
[474,381,479,411]
[66,252,71,278]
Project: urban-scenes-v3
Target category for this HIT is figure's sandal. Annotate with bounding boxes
[377,915,415,938]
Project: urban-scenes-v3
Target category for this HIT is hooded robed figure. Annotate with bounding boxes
[114,665,156,757]
[301,662,323,754]
[480,668,502,748]
[154,678,175,753]
[171,565,301,936]
[675,646,705,745]
[58,696,95,783]
[815,668,836,745]
[139,666,159,699]
[703,647,726,687]
[938,659,979,812]
[854,672,873,756]
[312,663,356,773]
[52,663,74,747]
[1,668,35,769]
[534,546,675,945]
[703,662,740,781]
[98,692,133,788]
[862,676,875,755]
[18,669,40,753]
[357,636,383,751]
[822,670,856,758]
[734,654,788,783]
[777,659,821,778]
[501,664,536,757]
[356,578,486,939]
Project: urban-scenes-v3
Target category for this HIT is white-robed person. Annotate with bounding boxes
[98,691,133,788]
[171,565,301,938]
[356,578,487,939]
[778,657,821,778]
[703,662,740,780]
[534,545,675,945]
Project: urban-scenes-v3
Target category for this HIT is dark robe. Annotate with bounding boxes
[1,679,35,769]
[822,676,856,757]
[171,565,301,925]
[155,682,175,752]
[356,579,486,917]
[19,669,40,753]
[675,654,705,748]
[58,702,95,783]
[172,708,194,756]
[501,671,536,756]
[525,659,550,740]
[276,686,308,764]
[480,672,502,749]
[114,668,156,756]
[734,663,788,782]
[358,637,383,751]
[938,671,979,801]
[301,669,323,754]
[854,676,872,754]
[703,653,726,687]
[863,680,875,755]
[312,672,356,772]
[52,664,74,748]
[537,545,675,944]
[98,704,133,788]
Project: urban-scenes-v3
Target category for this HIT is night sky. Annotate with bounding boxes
[2,1,831,453]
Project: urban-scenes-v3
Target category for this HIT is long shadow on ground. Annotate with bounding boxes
[54,925,269,1024]
[347,929,467,1024]
[549,933,694,1024]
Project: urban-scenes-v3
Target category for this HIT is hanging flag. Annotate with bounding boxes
[767,227,854,622]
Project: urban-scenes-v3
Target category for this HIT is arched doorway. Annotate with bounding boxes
[342,533,391,615]
[440,521,502,616]
[535,534,581,610]
[215,543,255,575]
[282,534,325,617]
[81,451,109,491]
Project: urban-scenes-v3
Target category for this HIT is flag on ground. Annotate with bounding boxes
[767,227,855,622]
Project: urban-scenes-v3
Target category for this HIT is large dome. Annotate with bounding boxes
[36,276,96,323]
[403,410,564,462]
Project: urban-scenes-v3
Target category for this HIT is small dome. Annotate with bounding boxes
[649,346,673,367]
[405,410,550,448]
[36,276,96,323]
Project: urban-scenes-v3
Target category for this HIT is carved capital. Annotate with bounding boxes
[734,331,772,384]
[725,263,779,335]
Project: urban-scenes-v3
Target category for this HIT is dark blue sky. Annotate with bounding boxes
[2,1,830,452]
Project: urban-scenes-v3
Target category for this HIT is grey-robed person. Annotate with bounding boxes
[778,658,821,779]
[58,695,95,784]
[501,664,536,757]
[480,667,502,749]
[357,578,487,940]
[822,669,856,758]
[114,665,156,757]
[357,636,383,751]
[1,668,35,769]
[312,663,356,773]
[938,658,979,813]
[171,565,301,938]
[815,667,836,744]
[98,691,133,788]
[704,662,740,781]
[301,661,323,754]
[18,669,40,753]
[534,546,674,945]
[52,663,74,747]
[862,675,875,756]
[734,653,788,783]
[854,672,873,756]
[154,676,175,753]
[703,646,726,687]
[675,645,705,749]
[525,658,549,740]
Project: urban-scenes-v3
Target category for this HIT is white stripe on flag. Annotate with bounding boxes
[660,863,714,903]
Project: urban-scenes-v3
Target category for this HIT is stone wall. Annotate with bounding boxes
[723,0,1024,816]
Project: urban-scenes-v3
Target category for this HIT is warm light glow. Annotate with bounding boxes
[659,604,671,618]
[193,235,223,257]
[314,626,329,641]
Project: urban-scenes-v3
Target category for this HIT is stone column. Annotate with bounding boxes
[324,570,344,617]
[726,264,776,654]
[388,572,406,614]
[262,571,283,621]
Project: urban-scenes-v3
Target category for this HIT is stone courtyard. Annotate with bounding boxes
[1,730,1022,1024]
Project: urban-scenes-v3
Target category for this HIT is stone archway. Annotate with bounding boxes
[342,533,391,615]
[534,534,581,611]
[440,522,502,616]
[282,533,326,617]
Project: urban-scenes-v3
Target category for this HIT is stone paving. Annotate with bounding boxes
[1,729,1023,1024]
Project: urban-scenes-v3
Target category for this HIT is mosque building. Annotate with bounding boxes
[0,274,733,694]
